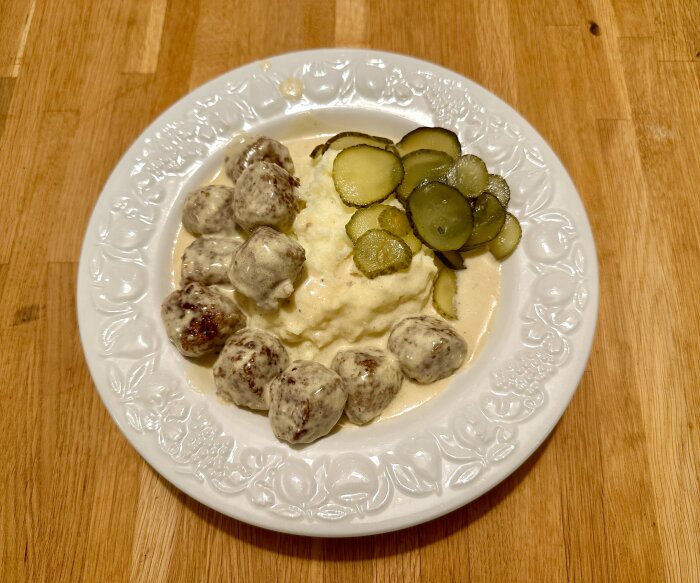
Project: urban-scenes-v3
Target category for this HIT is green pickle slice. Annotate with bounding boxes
[462,193,506,248]
[447,154,489,198]
[333,145,404,207]
[378,207,411,236]
[490,212,522,259]
[486,173,511,208]
[345,204,392,243]
[433,268,458,319]
[397,127,461,159]
[407,182,473,251]
[311,131,395,159]
[435,250,466,270]
[378,207,423,252]
[402,232,423,254]
[396,149,453,201]
[353,229,413,279]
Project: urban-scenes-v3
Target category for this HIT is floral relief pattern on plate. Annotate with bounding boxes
[79,50,597,534]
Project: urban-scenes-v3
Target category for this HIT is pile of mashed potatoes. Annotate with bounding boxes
[245,152,437,361]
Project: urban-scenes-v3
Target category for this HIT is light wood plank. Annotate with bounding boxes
[0,0,36,77]
[335,0,370,47]
[618,36,700,580]
[364,0,480,78]
[0,323,43,581]
[580,0,634,120]
[610,0,655,37]
[0,78,14,140]
[188,0,237,89]
[472,0,519,106]
[79,429,142,582]
[31,263,102,582]
[465,438,569,582]
[128,468,183,583]
[591,118,666,580]
[123,0,168,74]
[0,1,134,263]
[552,373,609,582]
[653,0,700,62]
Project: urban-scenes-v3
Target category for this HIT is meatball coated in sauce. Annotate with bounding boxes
[213,328,289,410]
[161,282,246,358]
[228,226,306,311]
[331,348,403,425]
[180,236,239,286]
[181,185,236,236]
[225,134,295,184]
[266,361,347,444]
[388,315,467,384]
[233,161,301,232]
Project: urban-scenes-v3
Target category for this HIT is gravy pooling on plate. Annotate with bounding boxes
[165,131,502,441]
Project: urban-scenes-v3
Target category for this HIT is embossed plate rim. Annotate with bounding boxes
[77,49,599,536]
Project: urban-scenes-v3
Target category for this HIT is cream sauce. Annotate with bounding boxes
[169,133,500,424]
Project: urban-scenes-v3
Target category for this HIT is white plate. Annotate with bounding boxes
[77,49,598,537]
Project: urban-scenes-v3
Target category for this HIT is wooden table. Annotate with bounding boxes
[2,1,699,581]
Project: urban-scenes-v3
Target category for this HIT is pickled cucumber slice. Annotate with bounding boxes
[353,229,413,278]
[397,127,461,159]
[386,144,401,157]
[379,207,423,252]
[378,207,411,236]
[435,250,466,270]
[396,149,454,200]
[310,132,395,159]
[403,231,423,254]
[333,145,404,207]
[345,204,392,243]
[447,154,489,198]
[463,193,506,248]
[310,143,326,160]
[486,174,511,208]
[490,212,522,259]
[407,182,473,251]
[433,268,458,319]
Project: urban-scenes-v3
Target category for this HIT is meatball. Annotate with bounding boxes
[331,348,403,425]
[228,226,306,311]
[180,236,239,286]
[181,185,236,236]
[213,328,289,410]
[266,361,347,444]
[387,315,467,383]
[161,282,246,357]
[225,134,295,184]
[232,161,301,232]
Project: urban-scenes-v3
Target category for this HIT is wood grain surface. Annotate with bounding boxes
[1,1,699,581]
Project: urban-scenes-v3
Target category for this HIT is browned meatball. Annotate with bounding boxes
[161,282,246,357]
[266,361,347,444]
[213,328,289,410]
[233,161,301,232]
[228,226,306,311]
[181,185,236,236]
[225,134,295,184]
[331,348,403,425]
[180,236,239,286]
[387,315,467,383]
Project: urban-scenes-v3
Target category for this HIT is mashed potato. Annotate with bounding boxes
[246,152,438,361]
